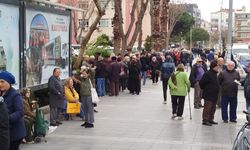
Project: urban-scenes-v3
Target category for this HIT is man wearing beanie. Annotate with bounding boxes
[199,60,220,126]
[48,68,64,126]
[0,71,26,150]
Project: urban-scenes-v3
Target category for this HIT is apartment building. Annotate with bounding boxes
[182,3,201,28]
[235,10,250,43]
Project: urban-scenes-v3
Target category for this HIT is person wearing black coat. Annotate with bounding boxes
[0,71,26,150]
[128,59,141,95]
[0,96,9,150]
[199,60,220,126]
[48,68,65,126]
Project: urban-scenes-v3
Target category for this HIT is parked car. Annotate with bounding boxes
[237,53,250,73]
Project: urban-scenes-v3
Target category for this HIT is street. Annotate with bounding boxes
[21,78,246,150]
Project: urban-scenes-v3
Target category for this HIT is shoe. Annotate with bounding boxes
[202,122,212,126]
[94,109,98,113]
[50,123,59,126]
[171,114,177,119]
[81,122,87,127]
[223,120,228,123]
[177,117,183,120]
[209,121,218,125]
[163,101,167,104]
[85,123,94,128]
[230,120,237,123]
[56,121,63,125]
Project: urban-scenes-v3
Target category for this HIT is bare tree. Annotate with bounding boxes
[127,0,149,51]
[150,0,161,51]
[113,0,122,55]
[166,1,184,48]
[116,0,138,55]
[77,1,96,43]
[160,0,170,49]
[74,0,111,69]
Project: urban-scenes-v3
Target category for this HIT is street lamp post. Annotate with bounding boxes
[227,0,233,61]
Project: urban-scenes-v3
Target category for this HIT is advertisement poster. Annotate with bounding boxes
[26,9,70,87]
[0,3,20,88]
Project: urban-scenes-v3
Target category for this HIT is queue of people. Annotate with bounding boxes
[2,47,250,150]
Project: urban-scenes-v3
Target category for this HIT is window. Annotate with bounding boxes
[78,1,88,10]
[99,19,109,27]
[78,19,89,28]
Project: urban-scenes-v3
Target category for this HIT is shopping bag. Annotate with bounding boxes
[89,79,100,104]
[91,88,99,104]
[66,102,81,114]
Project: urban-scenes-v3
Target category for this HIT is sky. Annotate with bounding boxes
[186,0,250,21]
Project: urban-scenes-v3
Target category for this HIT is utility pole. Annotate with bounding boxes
[227,0,233,61]
[190,27,192,50]
[218,0,223,52]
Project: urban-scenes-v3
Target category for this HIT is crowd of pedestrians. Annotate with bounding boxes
[2,47,250,149]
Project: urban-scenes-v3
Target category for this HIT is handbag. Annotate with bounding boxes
[89,79,100,104]
[66,102,81,114]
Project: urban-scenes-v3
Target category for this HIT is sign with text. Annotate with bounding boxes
[25,9,70,87]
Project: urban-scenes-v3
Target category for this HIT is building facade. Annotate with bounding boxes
[182,3,201,28]
[235,10,250,43]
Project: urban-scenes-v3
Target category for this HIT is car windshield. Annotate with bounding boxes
[240,55,250,61]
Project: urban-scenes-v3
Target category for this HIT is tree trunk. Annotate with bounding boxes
[151,0,161,51]
[137,28,143,51]
[127,0,149,51]
[113,0,122,55]
[160,0,169,50]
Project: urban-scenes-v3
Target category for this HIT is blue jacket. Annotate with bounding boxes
[161,61,175,80]
[3,87,26,141]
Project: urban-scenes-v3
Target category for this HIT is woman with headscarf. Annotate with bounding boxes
[0,71,26,150]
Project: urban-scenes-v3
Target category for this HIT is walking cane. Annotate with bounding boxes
[188,92,192,120]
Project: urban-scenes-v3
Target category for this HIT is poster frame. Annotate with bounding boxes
[0,0,21,89]
[23,2,71,90]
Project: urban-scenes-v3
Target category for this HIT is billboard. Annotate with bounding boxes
[0,3,20,88]
[25,9,70,87]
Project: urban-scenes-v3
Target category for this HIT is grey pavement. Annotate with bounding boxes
[21,78,247,150]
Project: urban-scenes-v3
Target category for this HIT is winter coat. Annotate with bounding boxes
[79,77,95,97]
[109,61,121,82]
[64,86,79,103]
[23,97,35,119]
[140,56,150,71]
[218,69,240,96]
[48,76,65,108]
[95,60,107,78]
[242,75,250,100]
[161,61,175,80]
[168,71,190,96]
[2,87,26,141]
[189,63,206,87]
[199,69,220,101]
[0,100,9,150]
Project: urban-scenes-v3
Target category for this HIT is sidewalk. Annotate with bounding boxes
[21,79,246,150]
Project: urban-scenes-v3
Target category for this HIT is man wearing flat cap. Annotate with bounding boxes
[0,71,26,150]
